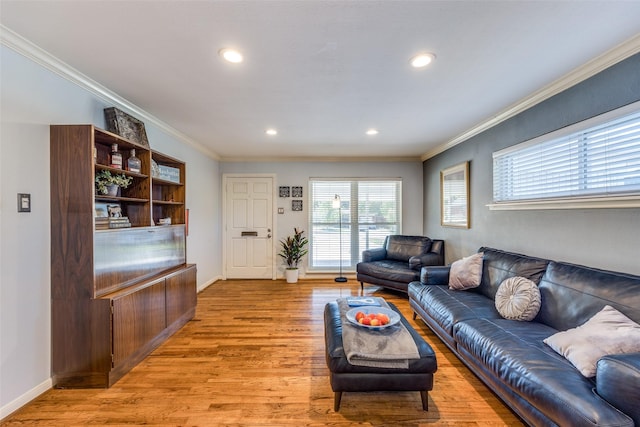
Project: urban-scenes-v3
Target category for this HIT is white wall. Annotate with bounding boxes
[0,45,221,417]
[220,160,424,278]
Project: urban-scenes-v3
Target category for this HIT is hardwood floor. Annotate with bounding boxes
[2,279,524,426]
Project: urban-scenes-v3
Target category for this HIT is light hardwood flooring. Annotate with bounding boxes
[2,279,524,426]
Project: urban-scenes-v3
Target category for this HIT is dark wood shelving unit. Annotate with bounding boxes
[50,124,196,388]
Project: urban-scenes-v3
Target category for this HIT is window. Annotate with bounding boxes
[309,179,401,271]
[492,101,640,208]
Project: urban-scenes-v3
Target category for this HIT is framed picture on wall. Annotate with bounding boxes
[279,186,290,197]
[441,161,470,228]
[291,186,303,197]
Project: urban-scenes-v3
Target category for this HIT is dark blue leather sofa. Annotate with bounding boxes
[409,247,640,427]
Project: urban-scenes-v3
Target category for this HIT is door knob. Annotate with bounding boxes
[268,234,272,238]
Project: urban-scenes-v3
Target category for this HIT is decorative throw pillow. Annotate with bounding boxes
[544,305,640,377]
[448,252,484,290]
[494,276,541,321]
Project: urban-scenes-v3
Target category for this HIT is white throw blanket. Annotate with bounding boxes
[337,298,420,369]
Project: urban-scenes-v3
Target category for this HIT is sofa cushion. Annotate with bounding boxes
[408,284,501,337]
[494,276,541,321]
[385,235,431,263]
[356,260,420,284]
[477,247,549,300]
[454,318,634,427]
[537,261,640,331]
[448,252,483,290]
[544,305,640,377]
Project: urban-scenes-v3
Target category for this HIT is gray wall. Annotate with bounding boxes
[423,52,640,275]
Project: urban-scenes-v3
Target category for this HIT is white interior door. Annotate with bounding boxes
[224,176,275,279]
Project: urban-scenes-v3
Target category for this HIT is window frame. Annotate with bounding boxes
[489,100,640,210]
[308,178,402,272]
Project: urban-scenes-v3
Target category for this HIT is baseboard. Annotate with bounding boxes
[197,275,222,292]
[0,378,52,420]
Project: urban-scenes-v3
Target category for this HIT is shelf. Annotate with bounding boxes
[95,195,149,203]
[152,177,184,186]
[153,200,184,205]
[95,163,148,179]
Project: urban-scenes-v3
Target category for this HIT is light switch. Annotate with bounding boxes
[18,193,31,212]
[278,207,285,214]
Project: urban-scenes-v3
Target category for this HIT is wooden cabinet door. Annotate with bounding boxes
[166,265,197,327]
[112,279,166,366]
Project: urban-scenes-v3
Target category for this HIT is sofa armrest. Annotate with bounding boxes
[409,253,443,270]
[596,353,640,426]
[419,265,451,286]
[362,247,386,262]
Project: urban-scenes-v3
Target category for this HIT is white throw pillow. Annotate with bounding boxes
[448,252,483,290]
[495,276,541,321]
[544,305,640,377]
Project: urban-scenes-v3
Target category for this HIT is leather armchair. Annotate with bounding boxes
[356,235,444,293]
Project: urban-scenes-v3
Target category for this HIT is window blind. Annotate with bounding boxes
[493,105,640,203]
[309,179,401,270]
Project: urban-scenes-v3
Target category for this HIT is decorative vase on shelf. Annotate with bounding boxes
[106,184,119,197]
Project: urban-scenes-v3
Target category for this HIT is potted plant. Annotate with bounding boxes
[95,170,133,196]
[278,228,309,283]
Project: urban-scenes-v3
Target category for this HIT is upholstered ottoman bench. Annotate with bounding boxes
[323,299,437,411]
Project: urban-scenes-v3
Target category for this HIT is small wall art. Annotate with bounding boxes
[291,186,303,198]
[292,199,303,211]
[279,186,290,197]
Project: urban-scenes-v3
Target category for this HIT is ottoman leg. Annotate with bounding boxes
[334,392,343,411]
[420,391,428,411]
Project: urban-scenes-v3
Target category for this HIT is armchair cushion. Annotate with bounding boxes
[385,235,432,263]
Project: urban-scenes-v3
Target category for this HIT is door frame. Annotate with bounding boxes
[222,173,277,280]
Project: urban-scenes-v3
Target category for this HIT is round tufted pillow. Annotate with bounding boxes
[494,276,541,321]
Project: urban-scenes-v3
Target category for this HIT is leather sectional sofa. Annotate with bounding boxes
[356,235,444,293]
[409,247,640,427]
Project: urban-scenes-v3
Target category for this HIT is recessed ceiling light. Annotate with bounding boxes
[219,48,243,63]
[410,52,436,68]
[265,129,277,136]
[366,129,379,136]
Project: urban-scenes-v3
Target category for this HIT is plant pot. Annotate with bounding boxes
[285,268,299,283]
[105,184,119,197]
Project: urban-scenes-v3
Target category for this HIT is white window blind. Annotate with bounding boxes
[493,103,640,204]
[309,179,401,271]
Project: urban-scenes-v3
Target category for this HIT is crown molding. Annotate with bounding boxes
[1,25,221,161]
[220,155,421,163]
[421,32,640,162]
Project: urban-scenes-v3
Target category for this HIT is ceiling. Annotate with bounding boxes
[2,1,640,161]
